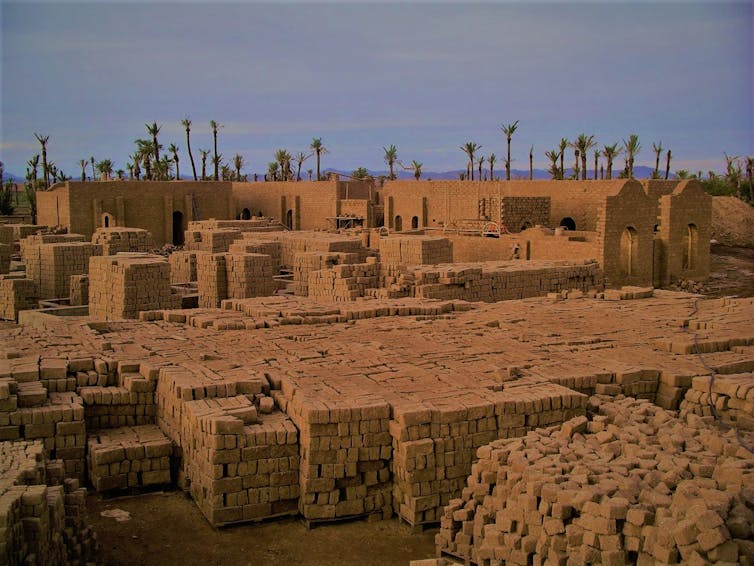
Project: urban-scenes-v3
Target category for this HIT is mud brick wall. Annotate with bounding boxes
[168,250,197,284]
[87,425,172,492]
[273,382,393,522]
[680,372,754,430]
[69,274,89,306]
[0,243,9,274]
[88,254,179,320]
[0,277,38,321]
[436,396,754,566]
[308,261,380,302]
[181,397,299,526]
[184,228,242,253]
[24,240,101,299]
[188,218,282,232]
[228,239,282,274]
[379,236,453,266]
[238,232,364,270]
[225,253,275,299]
[293,252,360,296]
[92,227,155,255]
[500,196,550,232]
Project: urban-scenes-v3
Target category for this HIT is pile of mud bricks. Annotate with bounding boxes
[0,226,10,273]
[21,234,100,299]
[292,251,360,296]
[88,254,180,319]
[0,278,38,321]
[0,440,98,565]
[436,395,754,565]
[196,252,274,308]
[91,227,154,255]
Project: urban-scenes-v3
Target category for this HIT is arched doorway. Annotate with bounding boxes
[286,209,293,230]
[411,216,419,229]
[394,215,403,232]
[101,213,114,228]
[172,211,185,246]
[620,226,638,276]
[682,223,698,270]
[241,208,251,220]
[559,217,576,231]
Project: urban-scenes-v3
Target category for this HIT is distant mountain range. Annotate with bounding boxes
[1,165,664,183]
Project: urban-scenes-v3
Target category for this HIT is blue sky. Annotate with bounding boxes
[1,0,752,178]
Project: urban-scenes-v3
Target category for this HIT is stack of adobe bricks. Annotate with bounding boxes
[87,424,172,492]
[188,218,283,232]
[379,236,453,266]
[292,251,360,296]
[196,251,276,308]
[180,395,300,526]
[0,358,87,480]
[184,228,242,253]
[92,227,155,255]
[21,234,101,299]
[228,239,283,274]
[307,260,380,302]
[390,382,587,527]
[88,254,180,319]
[0,276,38,321]
[168,250,198,284]
[69,274,89,305]
[0,440,98,565]
[412,260,603,302]
[272,377,393,522]
[225,253,276,299]
[680,372,754,430]
[239,232,365,270]
[436,395,754,566]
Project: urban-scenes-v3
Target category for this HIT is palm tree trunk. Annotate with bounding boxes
[581,153,587,180]
[316,150,321,181]
[213,130,219,181]
[506,138,511,181]
[594,153,598,180]
[296,163,302,182]
[529,149,533,180]
[600,165,604,180]
[41,146,49,189]
[607,157,612,180]
[559,152,565,180]
[665,150,672,180]
[654,153,660,177]
[470,159,474,181]
[186,130,197,181]
[90,158,96,182]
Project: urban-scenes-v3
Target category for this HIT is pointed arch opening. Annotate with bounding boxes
[682,223,698,270]
[620,226,638,276]
[172,211,185,246]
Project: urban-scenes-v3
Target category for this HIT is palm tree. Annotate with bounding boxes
[198,149,210,180]
[211,153,223,182]
[488,153,496,180]
[34,133,50,189]
[181,118,198,181]
[95,159,113,181]
[571,134,596,180]
[545,150,560,180]
[675,169,691,179]
[351,167,371,180]
[501,120,519,180]
[307,169,313,181]
[210,120,221,180]
[169,143,180,180]
[558,138,568,179]
[27,155,40,188]
[652,141,663,178]
[293,151,311,181]
[460,142,481,181]
[233,154,245,181]
[90,156,96,182]
[572,148,580,180]
[131,154,141,180]
[126,162,133,180]
[602,143,620,180]
[410,160,423,180]
[382,145,398,180]
[146,122,161,163]
[275,149,292,181]
[478,155,485,181]
[78,159,87,181]
[310,138,327,181]
[623,134,641,178]
[665,149,672,180]
[529,145,534,180]
[593,150,600,180]
[267,162,279,181]
[135,139,155,180]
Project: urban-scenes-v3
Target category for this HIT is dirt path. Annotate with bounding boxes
[88,491,436,566]
[703,245,754,298]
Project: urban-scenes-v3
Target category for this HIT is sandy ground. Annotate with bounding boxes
[701,244,754,297]
[711,196,754,248]
[88,491,437,566]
